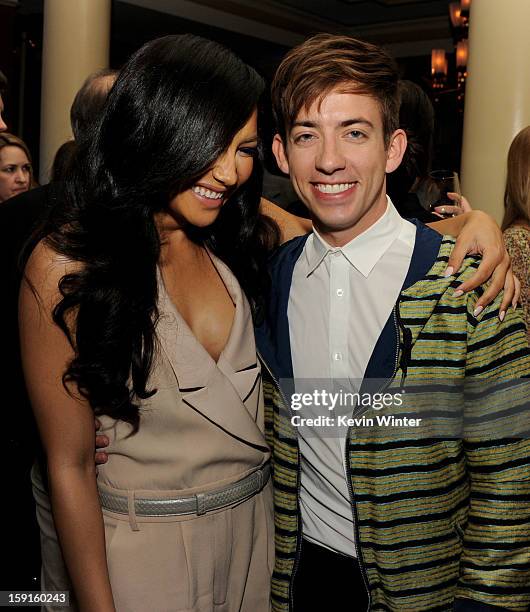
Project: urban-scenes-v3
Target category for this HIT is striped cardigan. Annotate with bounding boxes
[257,226,530,612]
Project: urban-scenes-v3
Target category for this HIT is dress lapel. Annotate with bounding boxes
[155,257,266,449]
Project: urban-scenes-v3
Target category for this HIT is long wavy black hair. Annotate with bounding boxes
[44,35,279,432]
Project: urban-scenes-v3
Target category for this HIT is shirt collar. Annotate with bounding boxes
[304,196,404,278]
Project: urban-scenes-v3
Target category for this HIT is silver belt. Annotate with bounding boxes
[99,463,270,517]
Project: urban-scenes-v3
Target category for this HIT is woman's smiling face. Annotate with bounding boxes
[159,109,258,231]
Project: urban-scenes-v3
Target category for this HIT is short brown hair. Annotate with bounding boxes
[501,126,530,231]
[271,33,400,146]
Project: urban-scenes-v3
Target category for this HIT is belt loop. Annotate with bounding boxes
[196,492,207,516]
[127,490,140,531]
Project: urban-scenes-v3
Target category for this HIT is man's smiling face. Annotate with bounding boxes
[273,86,406,246]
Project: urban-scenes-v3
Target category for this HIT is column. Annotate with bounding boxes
[460,0,530,224]
[39,0,110,183]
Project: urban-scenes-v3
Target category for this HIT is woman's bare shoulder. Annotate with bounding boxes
[23,239,81,306]
[259,197,311,244]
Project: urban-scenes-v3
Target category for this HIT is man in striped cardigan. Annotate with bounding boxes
[255,33,530,611]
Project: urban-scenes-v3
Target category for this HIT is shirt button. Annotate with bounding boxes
[333,352,343,361]
[336,288,344,297]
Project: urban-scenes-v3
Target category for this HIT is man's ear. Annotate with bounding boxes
[385,129,407,174]
[272,133,290,175]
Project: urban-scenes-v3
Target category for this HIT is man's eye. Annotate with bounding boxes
[348,130,365,139]
[294,133,315,144]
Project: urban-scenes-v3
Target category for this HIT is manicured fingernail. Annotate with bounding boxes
[444,266,454,278]
[499,311,505,322]
[453,289,464,298]
[473,306,483,317]
[513,300,518,309]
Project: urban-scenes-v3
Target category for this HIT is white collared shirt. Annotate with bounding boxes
[288,198,416,556]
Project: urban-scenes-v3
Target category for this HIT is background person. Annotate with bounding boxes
[387,80,472,220]
[387,79,438,221]
[69,68,117,146]
[0,132,34,203]
[502,125,530,340]
[49,140,76,183]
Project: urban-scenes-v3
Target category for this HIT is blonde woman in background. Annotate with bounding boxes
[0,133,34,203]
[502,126,530,340]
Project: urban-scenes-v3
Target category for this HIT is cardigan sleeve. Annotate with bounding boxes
[455,289,530,611]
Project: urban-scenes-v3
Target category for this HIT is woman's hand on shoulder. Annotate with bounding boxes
[428,210,519,318]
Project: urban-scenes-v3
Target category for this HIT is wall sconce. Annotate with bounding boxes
[456,39,468,69]
[449,1,465,40]
[431,0,471,107]
[449,2,462,28]
[431,49,448,90]
[460,0,471,26]
[456,40,468,103]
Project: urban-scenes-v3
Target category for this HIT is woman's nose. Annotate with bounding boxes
[15,168,28,184]
[212,153,238,186]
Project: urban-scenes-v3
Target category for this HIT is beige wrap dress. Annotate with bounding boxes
[33,253,274,612]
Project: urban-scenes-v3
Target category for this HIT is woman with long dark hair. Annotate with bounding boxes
[21,35,278,611]
[19,33,520,612]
